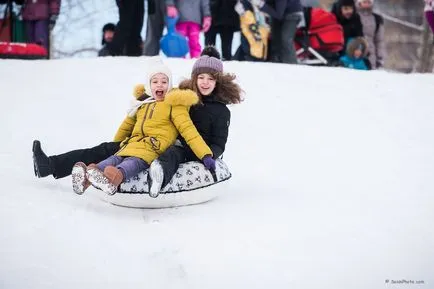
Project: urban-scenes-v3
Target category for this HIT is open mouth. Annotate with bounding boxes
[155,90,164,97]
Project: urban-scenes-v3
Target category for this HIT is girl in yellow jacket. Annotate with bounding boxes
[72,62,213,195]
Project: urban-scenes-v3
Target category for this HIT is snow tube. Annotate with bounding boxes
[92,159,232,208]
[0,42,48,59]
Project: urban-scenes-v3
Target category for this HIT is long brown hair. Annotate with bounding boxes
[179,72,243,105]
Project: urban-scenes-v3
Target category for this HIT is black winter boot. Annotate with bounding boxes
[32,140,54,178]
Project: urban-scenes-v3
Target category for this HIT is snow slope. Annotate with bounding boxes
[0,57,433,289]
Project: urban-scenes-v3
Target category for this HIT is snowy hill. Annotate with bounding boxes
[0,58,433,289]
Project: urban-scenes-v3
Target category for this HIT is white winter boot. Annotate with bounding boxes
[86,165,118,195]
[149,160,164,198]
[71,162,91,195]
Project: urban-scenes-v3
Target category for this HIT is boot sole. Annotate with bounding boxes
[149,162,164,198]
[32,140,41,177]
[32,140,51,178]
[71,163,88,195]
[87,167,117,196]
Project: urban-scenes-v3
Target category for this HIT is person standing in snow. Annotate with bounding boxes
[21,0,61,53]
[331,0,364,54]
[106,0,144,56]
[425,0,434,34]
[339,36,370,70]
[98,23,116,57]
[146,47,243,197]
[165,0,212,58]
[71,62,213,195]
[143,0,167,56]
[205,0,240,60]
[356,0,386,69]
[247,0,303,64]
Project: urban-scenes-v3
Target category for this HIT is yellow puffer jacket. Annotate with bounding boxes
[113,88,212,164]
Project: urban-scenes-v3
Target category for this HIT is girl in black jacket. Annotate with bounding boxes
[148,48,243,197]
[331,0,364,52]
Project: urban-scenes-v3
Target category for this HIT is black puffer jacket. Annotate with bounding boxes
[331,0,364,43]
[210,0,240,29]
[180,94,231,160]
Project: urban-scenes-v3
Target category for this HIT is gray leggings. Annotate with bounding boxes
[97,155,149,180]
[281,12,302,64]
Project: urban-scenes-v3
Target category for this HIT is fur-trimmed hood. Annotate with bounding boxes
[346,37,369,58]
[178,79,195,90]
[164,88,199,107]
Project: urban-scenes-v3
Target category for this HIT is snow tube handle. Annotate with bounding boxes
[210,169,218,183]
[166,16,178,33]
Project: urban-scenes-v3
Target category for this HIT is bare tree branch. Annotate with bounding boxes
[51,0,118,59]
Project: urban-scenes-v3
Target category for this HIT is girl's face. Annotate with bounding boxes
[359,0,373,9]
[150,73,169,101]
[341,6,354,19]
[196,73,216,96]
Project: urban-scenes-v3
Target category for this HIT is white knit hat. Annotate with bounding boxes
[357,0,374,4]
[145,59,173,97]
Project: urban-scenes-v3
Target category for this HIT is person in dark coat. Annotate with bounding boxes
[143,0,166,56]
[98,23,116,57]
[331,0,363,50]
[205,0,240,60]
[147,47,243,197]
[106,0,144,56]
[21,0,61,52]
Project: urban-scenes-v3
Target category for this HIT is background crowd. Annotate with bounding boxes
[1,0,433,71]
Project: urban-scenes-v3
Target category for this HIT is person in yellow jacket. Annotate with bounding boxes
[71,62,213,195]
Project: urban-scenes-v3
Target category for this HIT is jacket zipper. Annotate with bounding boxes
[140,103,151,138]
[149,103,156,119]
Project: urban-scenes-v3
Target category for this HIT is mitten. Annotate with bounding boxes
[167,6,178,18]
[202,155,216,171]
[133,84,145,99]
[202,16,212,32]
[234,1,246,15]
[249,0,265,8]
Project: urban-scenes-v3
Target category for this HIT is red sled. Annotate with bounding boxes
[0,42,48,59]
[295,8,344,66]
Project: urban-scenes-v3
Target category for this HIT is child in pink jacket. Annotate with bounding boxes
[425,0,434,34]
[166,0,212,58]
[21,0,61,51]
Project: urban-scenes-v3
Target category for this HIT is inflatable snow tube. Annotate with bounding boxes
[93,159,231,208]
[0,42,48,59]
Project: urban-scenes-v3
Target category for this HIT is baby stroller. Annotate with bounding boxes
[295,7,344,66]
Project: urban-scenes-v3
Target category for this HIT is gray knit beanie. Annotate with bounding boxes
[191,55,223,77]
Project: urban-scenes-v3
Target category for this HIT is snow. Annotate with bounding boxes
[1,57,434,289]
